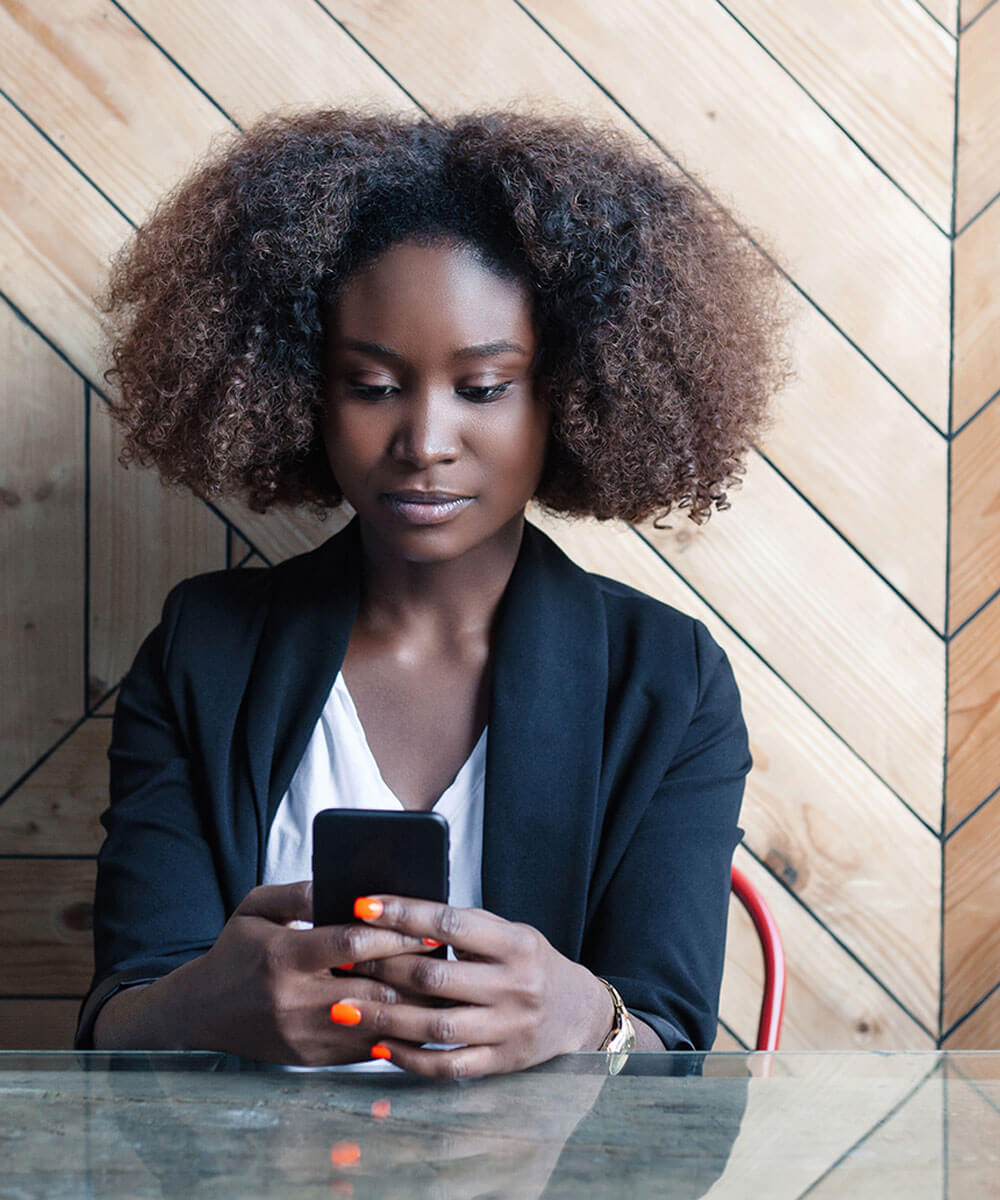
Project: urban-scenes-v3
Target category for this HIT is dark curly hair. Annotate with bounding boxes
[100,107,788,523]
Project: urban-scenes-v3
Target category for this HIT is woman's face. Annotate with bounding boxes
[322,238,549,565]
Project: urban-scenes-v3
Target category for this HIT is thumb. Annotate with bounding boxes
[236,880,313,926]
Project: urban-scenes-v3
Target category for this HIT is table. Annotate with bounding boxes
[2,1051,998,1197]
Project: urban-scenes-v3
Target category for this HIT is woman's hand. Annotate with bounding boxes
[335,896,615,1078]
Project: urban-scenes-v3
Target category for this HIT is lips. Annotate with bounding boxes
[382,491,474,526]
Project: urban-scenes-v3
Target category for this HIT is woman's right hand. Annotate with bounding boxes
[93,880,433,1065]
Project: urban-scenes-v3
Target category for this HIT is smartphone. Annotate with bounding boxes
[311,809,450,950]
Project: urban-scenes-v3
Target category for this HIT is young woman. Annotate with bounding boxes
[76,109,786,1076]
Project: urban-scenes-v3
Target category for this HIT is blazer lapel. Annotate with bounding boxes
[482,521,609,957]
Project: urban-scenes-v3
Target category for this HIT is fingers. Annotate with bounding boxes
[360,952,497,1006]
[281,921,436,974]
[355,895,531,961]
[330,995,516,1051]
[367,1039,503,1081]
[236,880,314,925]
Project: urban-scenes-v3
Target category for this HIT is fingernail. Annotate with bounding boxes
[370,1042,392,1061]
[421,938,442,948]
[354,896,383,920]
[338,963,354,971]
[330,1002,362,1027]
[371,1098,391,1120]
[330,1140,361,1167]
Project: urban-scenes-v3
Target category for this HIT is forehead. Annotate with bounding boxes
[329,239,536,355]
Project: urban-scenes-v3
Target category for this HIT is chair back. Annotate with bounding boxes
[731,865,786,1051]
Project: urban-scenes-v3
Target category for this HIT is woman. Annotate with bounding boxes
[77,109,786,1075]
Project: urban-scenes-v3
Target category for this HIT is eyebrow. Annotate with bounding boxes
[339,339,529,362]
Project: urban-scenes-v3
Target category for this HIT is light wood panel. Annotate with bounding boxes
[530,513,941,1026]
[0,99,129,382]
[0,306,85,796]
[526,0,952,428]
[953,194,1000,429]
[948,593,1000,827]
[710,1024,747,1053]
[636,455,945,824]
[724,0,954,229]
[124,0,407,125]
[0,719,111,855]
[926,0,960,29]
[956,0,1000,229]
[0,860,95,994]
[213,497,346,567]
[0,1000,80,1050]
[961,0,996,28]
[944,983,1000,1047]
[0,0,231,224]
[951,394,1000,629]
[88,391,226,701]
[944,794,1000,1028]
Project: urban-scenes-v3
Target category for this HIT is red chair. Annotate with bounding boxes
[731,865,786,1051]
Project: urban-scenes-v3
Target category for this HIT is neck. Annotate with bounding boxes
[355,513,527,645]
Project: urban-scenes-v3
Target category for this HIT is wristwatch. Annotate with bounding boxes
[597,977,637,1074]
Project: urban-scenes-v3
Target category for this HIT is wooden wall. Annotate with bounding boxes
[1,0,998,1054]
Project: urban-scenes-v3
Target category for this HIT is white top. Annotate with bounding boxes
[263,670,487,912]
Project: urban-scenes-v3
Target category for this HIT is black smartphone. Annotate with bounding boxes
[311,809,450,949]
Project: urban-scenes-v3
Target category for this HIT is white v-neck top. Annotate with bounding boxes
[262,671,487,912]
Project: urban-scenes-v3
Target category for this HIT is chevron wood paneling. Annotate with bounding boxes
[1,0,997,1052]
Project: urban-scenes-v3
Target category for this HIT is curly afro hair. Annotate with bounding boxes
[101,107,788,523]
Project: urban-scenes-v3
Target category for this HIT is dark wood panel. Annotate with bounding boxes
[951,395,1000,629]
[0,860,95,995]
[944,794,1000,1028]
[948,594,1000,827]
[0,999,80,1050]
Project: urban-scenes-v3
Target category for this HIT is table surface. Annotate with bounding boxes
[2,1051,998,1198]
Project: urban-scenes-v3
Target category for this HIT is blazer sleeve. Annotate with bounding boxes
[75,581,229,1049]
[583,621,750,1051]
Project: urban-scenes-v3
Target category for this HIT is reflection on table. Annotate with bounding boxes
[1,1051,998,1198]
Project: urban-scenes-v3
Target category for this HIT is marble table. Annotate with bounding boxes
[2,1051,998,1197]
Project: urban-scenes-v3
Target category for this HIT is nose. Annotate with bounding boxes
[389,388,460,469]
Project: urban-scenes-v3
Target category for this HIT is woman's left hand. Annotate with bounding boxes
[336,896,615,1078]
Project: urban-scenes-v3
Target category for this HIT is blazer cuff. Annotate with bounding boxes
[628,1006,696,1052]
[74,969,164,1050]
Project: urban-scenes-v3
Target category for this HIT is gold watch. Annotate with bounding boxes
[596,977,637,1074]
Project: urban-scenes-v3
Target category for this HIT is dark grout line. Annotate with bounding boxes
[943,783,1000,841]
[940,975,1000,1043]
[83,382,92,718]
[234,547,258,569]
[513,1,949,439]
[961,0,1000,31]
[947,582,1000,640]
[629,524,943,839]
[717,1017,750,1051]
[955,186,1000,237]
[714,0,952,235]
[0,293,93,385]
[950,386,1000,438]
[107,0,239,129]
[913,0,959,37]
[310,0,431,116]
[0,713,90,809]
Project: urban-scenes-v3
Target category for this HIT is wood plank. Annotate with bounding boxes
[954,187,1000,429]
[961,0,996,29]
[634,453,945,824]
[722,850,932,1049]
[123,0,407,126]
[951,395,1000,629]
[88,391,226,702]
[0,1000,80,1050]
[927,0,960,28]
[0,306,85,796]
[0,859,95,994]
[213,496,347,567]
[944,983,1000,1048]
[526,0,951,428]
[0,719,110,855]
[0,98,129,381]
[711,1023,747,1053]
[956,0,1000,229]
[724,0,954,229]
[944,793,1000,1028]
[948,593,1000,827]
[0,0,231,224]
[530,512,941,1025]
[766,290,947,629]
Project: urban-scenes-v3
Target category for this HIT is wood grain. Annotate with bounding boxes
[0,306,85,796]
[961,0,996,29]
[944,793,1000,1028]
[948,593,1000,828]
[953,192,1000,429]
[724,0,954,229]
[951,395,1000,629]
[956,0,1000,230]
[0,719,110,855]
[635,453,946,824]
[0,1000,80,1050]
[0,859,95,994]
[530,512,941,1026]
[927,0,960,28]
[710,1023,747,1053]
[944,982,1000,1048]
[526,0,951,428]
[213,496,348,567]
[88,391,226,700]
[123,0,407,125]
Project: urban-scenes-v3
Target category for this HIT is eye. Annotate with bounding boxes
[349,384,397,401]
[457,382,512,403]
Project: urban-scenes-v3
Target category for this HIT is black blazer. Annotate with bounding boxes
[77,519,750,1051]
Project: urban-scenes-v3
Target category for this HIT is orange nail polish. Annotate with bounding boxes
[421,938,442,948]
[371,1098,391,1120]
[354,896,383,920]
[370,1042,392,1061]
[330,1140,361,1167]
[330,1002,362,1026]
